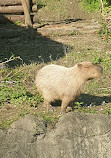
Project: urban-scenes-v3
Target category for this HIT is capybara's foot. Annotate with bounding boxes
[47,105,55,112]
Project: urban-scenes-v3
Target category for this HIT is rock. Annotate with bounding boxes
[36,113,111,158]
[0,113,111,158]
[0,115,46,158]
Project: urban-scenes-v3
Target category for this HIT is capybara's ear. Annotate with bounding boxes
[77,63,82,68]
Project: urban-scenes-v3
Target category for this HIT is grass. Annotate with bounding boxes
[36,0,68,21]
[0,0,111,129]
[0,48,111,129]
[0,63,43,107]
[80,0,100,12]
[80,0,111,13]
[1,50,111,125]
[36,111,60,129]
[97,22,111,41]
[0,28,111,124]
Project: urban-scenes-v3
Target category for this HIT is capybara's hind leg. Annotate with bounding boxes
[44,100,55,112]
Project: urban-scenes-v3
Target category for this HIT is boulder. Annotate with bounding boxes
[0,113,111,158]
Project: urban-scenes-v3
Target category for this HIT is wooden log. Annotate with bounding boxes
[32,4,37,12]
[0,5,24,14]
[32,0,36,5]
[0,0,21,6]
[21,0,32,26]
[0,0,36,6]
[33,14,40,23]
[25,0,31,13]
[0,15,25,23]
[0,1,37,13]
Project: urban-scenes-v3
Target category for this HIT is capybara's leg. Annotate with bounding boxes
[71,95,79,111]
[61,97,70,114]
[44,100,55,112]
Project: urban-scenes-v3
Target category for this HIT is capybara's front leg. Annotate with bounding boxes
[61,97,71,114]
[71,95,80,111]
[44,100,55,112]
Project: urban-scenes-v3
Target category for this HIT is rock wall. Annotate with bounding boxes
[0,113,111,158]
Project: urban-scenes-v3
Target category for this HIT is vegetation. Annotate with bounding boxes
[80,0,111,13]
[97,22,111,40]
[0,48,111,129]
[0,59,43,107]
[80,0,100,12]
[0,0,111,129]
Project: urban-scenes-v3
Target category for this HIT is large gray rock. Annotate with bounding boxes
[0,115,46,158]
[0,113,111,158]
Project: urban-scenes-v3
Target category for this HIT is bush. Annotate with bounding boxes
[80,0,111,12]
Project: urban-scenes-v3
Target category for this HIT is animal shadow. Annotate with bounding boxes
[78,93,111,106]
[51,93,111,108]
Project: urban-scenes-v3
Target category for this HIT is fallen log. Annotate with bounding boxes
[0,15,25,23]
[0,0,21,6]
[0,5,37,14]
[0,0,36,6]
[32,4,37,12]
[33,14,40,23]
[0,5,24,14]
[32,0,36,5]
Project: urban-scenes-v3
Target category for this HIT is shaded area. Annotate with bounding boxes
[37,4,46,10]
[106,0,111,5]
[0,14,14,24]
[51,93,111,107]
[36,18,83,26]
[0,15,66,66]
[64,18,82,24]
[79,93,111,106]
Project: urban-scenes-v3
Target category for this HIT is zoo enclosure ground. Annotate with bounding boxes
[0,0,111,129]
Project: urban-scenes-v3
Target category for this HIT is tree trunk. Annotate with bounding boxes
[26,0,30,12]
[21,0,32,26]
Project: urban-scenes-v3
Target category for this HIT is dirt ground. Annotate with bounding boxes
[34,0,93,22]
[0,0,111,128]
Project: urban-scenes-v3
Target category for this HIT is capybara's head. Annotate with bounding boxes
[77,61,103,80]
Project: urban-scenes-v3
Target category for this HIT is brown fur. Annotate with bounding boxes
[35,62,103,113]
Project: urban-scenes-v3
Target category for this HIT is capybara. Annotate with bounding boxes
[35,62,103,113]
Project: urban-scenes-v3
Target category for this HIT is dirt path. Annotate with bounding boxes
[36,19,111,59]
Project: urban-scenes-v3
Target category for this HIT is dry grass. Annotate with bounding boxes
[0,18,111,129]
